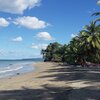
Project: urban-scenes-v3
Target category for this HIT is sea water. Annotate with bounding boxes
[0,58,43,78]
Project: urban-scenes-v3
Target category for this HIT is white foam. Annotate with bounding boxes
[0,66,23,74]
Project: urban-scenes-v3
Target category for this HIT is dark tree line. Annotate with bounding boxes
[41,13,100,66]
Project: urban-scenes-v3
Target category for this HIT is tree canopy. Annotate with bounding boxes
[41,12,100,66]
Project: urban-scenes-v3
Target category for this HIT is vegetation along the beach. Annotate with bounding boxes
[41,13,100,66]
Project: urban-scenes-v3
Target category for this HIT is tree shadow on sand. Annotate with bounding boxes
[0,85,72,100]
[38,64,100,82]
[36,63,100,100]
[68,86,100,100]
[0,83,100,100]
[0,63,100,100]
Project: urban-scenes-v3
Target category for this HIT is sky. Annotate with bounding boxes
[0,0,100,59]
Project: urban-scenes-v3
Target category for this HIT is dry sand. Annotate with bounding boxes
[0,62,100,100]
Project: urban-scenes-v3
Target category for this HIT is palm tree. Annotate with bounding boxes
[79,21,100,63]
[92,12,100,24]
[92,12,100,16]
[41,42,62,62]
[80,21,100,48]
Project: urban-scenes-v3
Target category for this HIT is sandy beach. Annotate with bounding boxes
[0,62,100,100]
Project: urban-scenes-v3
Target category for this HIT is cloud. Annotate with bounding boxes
[13,16,49,29]
[32,43,48,49]
[0,0,41,14]
[0,49,4,55]
[12,36,23,42]
[71,34,77,38]
[31,43,39,49]
[0,49,9,56]
[36,32,54,40]
[88,8,96,14]
[0,17,9,27]
[97,0,100,5]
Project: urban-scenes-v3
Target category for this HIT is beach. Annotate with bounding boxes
[0,62,100,100]
[0,62,68,90]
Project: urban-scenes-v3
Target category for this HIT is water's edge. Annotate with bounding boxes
[0,63,35,79]
[0,59,43,79]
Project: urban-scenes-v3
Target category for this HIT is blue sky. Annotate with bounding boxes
[0,0,99,59]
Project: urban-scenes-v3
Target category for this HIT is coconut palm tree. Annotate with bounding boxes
[92,12,100,16]
[80,21,100,49]
[92,12,100,24]
[41,42,62,62]
[79,21,100,63]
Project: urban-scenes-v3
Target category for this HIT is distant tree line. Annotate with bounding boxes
[41,13,100,66]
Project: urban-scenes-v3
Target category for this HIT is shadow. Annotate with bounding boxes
[34,63,100,99]
[0,63,100,100]
[0,85,72,100]
[0,85,100,100]
[68,86,100,100]
[38,64,100,82]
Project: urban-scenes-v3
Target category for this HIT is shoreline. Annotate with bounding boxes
[0,62,56,90]
[0,62,35,79]
[0,62,100,89]
[0,62,100,100]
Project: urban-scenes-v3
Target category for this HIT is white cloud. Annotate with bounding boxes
[0,0,41,14]
[36,32,54,40]
[71,34,77,38]
[13,16,49,29]
[32,43,48,49]
[12,36,23,42]
[97,0,100,5]
[38,44,48,49]
[0,17,9,27]
[0,49,4,55]
[88,8,96,14]
[31,43,39,49]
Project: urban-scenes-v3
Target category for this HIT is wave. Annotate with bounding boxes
[0,62,34,79]
[0,65,24,74]
[0,63,30,74]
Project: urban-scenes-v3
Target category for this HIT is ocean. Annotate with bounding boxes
[0,58,43,79]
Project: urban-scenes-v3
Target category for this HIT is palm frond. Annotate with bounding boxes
[94,18,100,23]
[92,12,100,16]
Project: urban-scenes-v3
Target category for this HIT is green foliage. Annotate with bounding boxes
[41,13,100,65]
[41,42,62,62]
[92,12,100,16]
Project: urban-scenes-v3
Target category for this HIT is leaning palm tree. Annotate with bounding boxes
[92,12,100,24]
[92,12,100,16]
[80,21,100,49]
[79,21,100,63]
[64,37,83,65]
